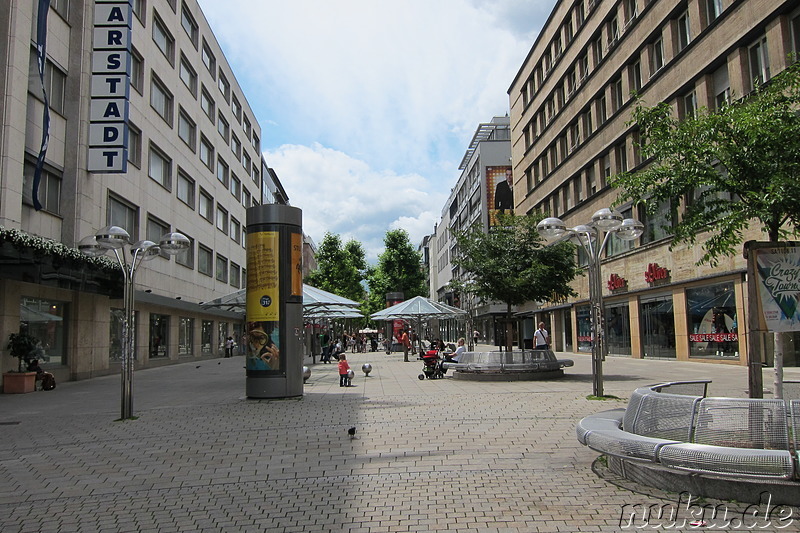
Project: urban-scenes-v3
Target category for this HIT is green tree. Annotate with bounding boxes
[610,61,800,397]
[365,229,427,316]
[304,232,366,302]
[452,212,580,352]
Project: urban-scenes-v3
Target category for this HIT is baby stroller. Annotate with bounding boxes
[418,349,448,380]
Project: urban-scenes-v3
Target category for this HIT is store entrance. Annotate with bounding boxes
[640,296,676,358]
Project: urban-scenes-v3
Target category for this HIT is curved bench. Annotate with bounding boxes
[577,380,797,480]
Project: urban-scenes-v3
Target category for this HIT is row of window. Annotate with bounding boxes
[107,192,247,289]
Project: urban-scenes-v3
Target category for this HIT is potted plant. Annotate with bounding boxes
[4,332,40,393]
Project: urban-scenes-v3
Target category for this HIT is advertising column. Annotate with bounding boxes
[245,205,303,398]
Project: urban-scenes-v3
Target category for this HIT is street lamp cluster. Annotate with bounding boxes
[79,226,189,419]
[537,208,643,397]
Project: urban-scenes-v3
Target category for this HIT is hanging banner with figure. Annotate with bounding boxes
[487,166,513,227]
[755,244,800,332]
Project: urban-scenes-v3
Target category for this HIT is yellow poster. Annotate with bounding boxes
[247,231,280,322]
[291,232,303,297]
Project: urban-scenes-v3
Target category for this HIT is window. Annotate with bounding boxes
[148,144,171,189]
[682,90,697,119]
[676,11,691,52]
[607,207,635,256]
[639,199,674,244]
[626,0,637,22]
[611,76,623,111]
[243,189,251,208]
[575,2,585,26]
[748,36,770,89]
[230,262,241,288]
[230,174,241,201]
[216,204,228,234]
[132,0,145,22]
[177,169,195,208]
[198,245,213,276]
[216,254,228,283]
[651,34,664,73]
[587,166,597,196]
[579,53,589,80]
[713,64,730,109]
[20,297,67,365]
[152,14,174,64]
[706,0,722,24]
[593,36,604,64]
[29,49,67,115]
[242,151,251,173]
[127,123,142,167]
[150,75,173,125]
[178,317,193,355]
[217,113,229,141]
[146,215,169,256]
[252,167,259,185]
[582,108,593,137]
[23,160,61,214]
[201,40,216,77]
[199,188,213,221]
[200,86,215,122]
[181,4,198,47]
[615,142,627,174]
[630,60,642,92]
[218,72,230,101]
[792,12,800,59]
[107,194,138,238]
[179,55,197,96]
[598,94,607,123]
[130,47,144,94]
[231,134,241,158]
[175,233,194,269]
[217,158,229,187]
[199,135,214,169]
[608,16,619,48]
[231,96,242,122]
[564,20,573,43]
[252,133,260,152]
[687,282,738,359]
[178,109,196,150]
[230,217,241,244]
[243,116,252,139]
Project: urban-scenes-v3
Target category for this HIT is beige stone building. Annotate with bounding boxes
[0,0,283,387]
[509,0,800,364]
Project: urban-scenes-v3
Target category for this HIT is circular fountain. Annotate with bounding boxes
[444,349,573,381]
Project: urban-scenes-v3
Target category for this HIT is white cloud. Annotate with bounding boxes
[197,0,549,261]
[265,144,447,261]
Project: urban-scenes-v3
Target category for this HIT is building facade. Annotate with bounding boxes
[0,0,282,386]
[509,0,800,364]
[430,116,514,346]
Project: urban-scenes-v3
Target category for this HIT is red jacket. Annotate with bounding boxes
[338,359,350,375]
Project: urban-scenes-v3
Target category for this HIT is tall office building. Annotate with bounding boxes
[509,0,800,364]
[430,116,513,345]
[0,0,281,386]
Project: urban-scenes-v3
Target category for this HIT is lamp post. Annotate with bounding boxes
[537,208,643,397]
[79,225,189,419]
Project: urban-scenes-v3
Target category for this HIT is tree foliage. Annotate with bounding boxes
[365,229,427,315]
[610,61,800,265]
[304,232,366,302]
[452,212,580,349]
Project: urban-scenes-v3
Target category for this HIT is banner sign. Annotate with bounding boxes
[32,0,51,210]
[755,246,800,331]
[689,333,739,342]
[88,0,132,173]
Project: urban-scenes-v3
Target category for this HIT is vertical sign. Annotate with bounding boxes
[245,231,282,372]
[755,246,800,332]
[291,232,303,298]
[88,0,132,173]
[487,166,513,227]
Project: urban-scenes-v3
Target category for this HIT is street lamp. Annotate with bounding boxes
[537,208,643,397]
[79,225,189,419]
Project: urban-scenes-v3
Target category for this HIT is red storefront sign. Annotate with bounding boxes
[689,333,739,342]
[607,273,627,291]
[644,263,669,284]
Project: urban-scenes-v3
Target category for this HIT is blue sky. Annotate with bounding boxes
[197,0,554,262]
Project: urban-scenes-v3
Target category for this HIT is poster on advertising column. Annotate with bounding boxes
[246,231,282,372]
[755,245,800,332]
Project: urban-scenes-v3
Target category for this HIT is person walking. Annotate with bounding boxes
[224,336,235,358]
[533,322,550,350]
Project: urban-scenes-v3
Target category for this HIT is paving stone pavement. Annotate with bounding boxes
[2,349,800,532]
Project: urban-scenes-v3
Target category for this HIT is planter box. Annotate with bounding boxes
[3,372,36,393]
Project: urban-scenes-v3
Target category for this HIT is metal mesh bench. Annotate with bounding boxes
[658,443,794,478]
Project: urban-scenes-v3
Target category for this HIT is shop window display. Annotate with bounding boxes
[687,282,738,359]
[19,297,67,366]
